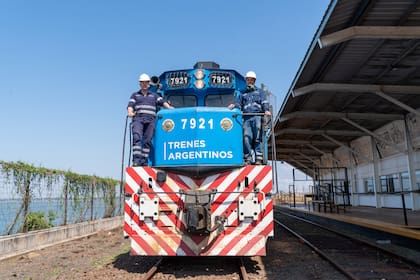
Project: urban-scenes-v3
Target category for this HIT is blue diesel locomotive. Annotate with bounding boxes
[124,62,274,256]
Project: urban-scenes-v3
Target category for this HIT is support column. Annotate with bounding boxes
[404,118,419,210]
[371,136,381,208]
[348,149,357,206]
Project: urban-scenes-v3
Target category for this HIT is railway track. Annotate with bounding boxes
[140,256,251,280]
[274,209,420,280]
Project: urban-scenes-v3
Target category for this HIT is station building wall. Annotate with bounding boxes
[320,114,420,210]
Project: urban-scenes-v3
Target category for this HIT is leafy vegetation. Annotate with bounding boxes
[0,160,120,234]
[24,211,55,231]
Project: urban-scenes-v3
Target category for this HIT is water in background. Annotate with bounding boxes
[0,198,122,235]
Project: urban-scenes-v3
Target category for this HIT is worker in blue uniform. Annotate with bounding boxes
[229,71,271,165]
[127,73,173,166]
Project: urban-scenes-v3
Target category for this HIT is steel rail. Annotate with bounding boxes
[274,218,359,280]
[141,257,163,280]
[277,208,420,267]
[238,257,249,280]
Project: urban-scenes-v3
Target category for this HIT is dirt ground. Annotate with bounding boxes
[0,225,346,280]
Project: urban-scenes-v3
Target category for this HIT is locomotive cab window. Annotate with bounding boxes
[205,93,235,107]
[167,95,197,108]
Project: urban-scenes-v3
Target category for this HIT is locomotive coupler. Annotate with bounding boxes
[184,189,216,235]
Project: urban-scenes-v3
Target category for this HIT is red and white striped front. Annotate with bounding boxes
[124,166,273,256]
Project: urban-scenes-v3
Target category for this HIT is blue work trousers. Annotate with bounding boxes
[243,115,263,163]
[132,117,155,166]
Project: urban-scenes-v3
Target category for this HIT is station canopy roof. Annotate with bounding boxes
[270,0,420,174]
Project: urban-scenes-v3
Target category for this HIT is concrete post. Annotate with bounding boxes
[371,136,381,208]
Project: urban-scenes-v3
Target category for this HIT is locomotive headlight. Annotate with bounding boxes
[194,79,205,89]
[220,118,233,131]
[162,119,175,132]
[194,69,205,80]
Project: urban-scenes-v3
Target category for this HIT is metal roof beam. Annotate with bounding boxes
[287,157,313,172]
[373,90,420,117]
[289,158,319,178]
[277,157,314,164]
[297,152,320,166]
[321,133,372,163]
[277,155,312,160]
[340,117,406,154]
[276,128,365,137]
[275,148,317,154]
[279,111,404,122]
[305,143,329,155]
[292,83,420,117]
[318,26,420,48]
[277,139,336,146]
[306,143,341,165]
[293,83,420,97]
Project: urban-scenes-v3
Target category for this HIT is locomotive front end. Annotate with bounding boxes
[124,62,274,256]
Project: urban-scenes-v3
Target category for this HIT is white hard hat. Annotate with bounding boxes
[138,73,150,82]
[245,71,257,79]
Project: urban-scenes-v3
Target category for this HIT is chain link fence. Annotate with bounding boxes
[0,161,122,235]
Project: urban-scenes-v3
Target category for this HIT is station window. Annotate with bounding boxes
[416,170,420,190]
[363,177,374,193]
[401,172,410,191]
[380,174,399,193]
[380,172,412,193]
[380,175,388,192]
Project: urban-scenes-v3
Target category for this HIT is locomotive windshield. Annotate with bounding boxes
[159,66,244,108]
[167,94,197,108]
[205,93,235,107]
[166,92,235,108]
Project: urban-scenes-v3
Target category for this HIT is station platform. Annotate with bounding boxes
[276,203,420,241]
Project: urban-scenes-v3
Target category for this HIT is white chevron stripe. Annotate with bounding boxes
[129,215,188,256]
[212,168,246,218]
[126,172,140,193]
[200,173,222,188]
[131,238,147,255]
[225,223,271,255]
[213,167,270,218]
[164,174,185,193]
[125,166,273,256]
[210,221,253,255]
[217,207,273,254]
[176,174,199,189]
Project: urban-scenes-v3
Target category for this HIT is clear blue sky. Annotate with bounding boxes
[0,0,329,190]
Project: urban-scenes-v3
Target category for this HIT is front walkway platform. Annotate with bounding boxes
[276,203,420,241]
